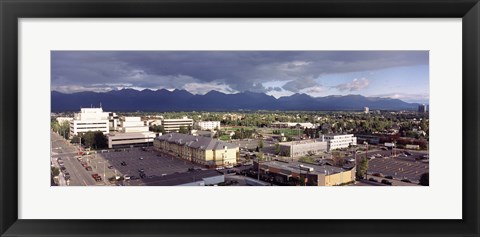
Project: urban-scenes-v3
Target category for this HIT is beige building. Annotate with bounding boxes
[254,160,355,186]
[162,117,194,132]
[154,133,238,167]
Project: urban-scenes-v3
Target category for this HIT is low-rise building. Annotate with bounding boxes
[195,121,221,130]
[154,133,238,166]
[322,134,357,151]
[107,116,155,148]
[279,139,328,157]
[162,116,193,132]
[254,160,355,186]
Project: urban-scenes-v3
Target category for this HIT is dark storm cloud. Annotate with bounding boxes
[51,51,428,94]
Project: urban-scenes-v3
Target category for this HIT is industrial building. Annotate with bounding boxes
[253,160,355,186]
[69,108,110,136]
[162,117,194,132]
[107,117,155,149]
[279,139,328,157]
[195,121,221,130]
[154,133,239,167]
[322,134,357,151]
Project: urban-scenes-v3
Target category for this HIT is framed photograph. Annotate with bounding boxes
[1,0,479,236]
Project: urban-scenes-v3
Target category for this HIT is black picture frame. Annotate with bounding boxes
[1,0,479,236]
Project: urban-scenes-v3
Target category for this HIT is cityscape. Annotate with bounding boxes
[50,51,429,186]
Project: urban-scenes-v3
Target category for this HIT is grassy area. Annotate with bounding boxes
[298,156,316,164]
[219,135,231,141]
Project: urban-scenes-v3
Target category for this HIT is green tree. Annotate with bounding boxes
[274,143,281,155]
[71,136,81,144]
[51,166,60,177]
[178,126,189,134]
[257,151,264,161]
[80,131,107,149]
[258,140,264,149]
[419,172,429,186]
[356,158,369,179]
[150,125,165,133]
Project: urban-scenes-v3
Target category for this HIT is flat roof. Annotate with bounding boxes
[279,139,326,146]
[157,133,238,150]
[259,160,347,176]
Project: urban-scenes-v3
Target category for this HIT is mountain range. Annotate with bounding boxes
[51,89,420,112]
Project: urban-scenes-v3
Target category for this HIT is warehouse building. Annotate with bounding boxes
[154,133,238,167]
[254,160,355,186]
[279,139,328,157]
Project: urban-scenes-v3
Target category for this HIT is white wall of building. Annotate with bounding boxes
[322,134,357,151]
[70,108,110,136]
[195,121,221,130]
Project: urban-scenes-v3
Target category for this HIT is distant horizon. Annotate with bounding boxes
[51,88,428,104]
[51,51,429,104]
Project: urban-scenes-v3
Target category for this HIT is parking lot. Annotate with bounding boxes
[92,148,202,184]
[367,157,428,182]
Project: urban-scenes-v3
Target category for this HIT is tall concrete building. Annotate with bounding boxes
[70,108,110,136]
[364,107,369,114]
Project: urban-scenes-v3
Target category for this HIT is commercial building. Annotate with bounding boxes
[154,133,238,167]
[254,160,355,186]
[108,112,119,131]
[107,117,155,149]
[279,139,327,157]
[70,108,110,136]
[162,117,193,132]
[364,107,369,114]
[321,134,357,151]
[195,121,221,130]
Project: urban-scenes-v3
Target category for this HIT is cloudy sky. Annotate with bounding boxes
[51,51,429,103]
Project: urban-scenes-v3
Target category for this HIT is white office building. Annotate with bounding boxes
[364,107,369,114]
[321,134,357,151]
[70,108,110,136]
[162,116,193,132]
[195,121,221,130]
[108,116,155,149]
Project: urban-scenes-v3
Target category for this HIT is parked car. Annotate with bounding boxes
[368,178,378,182]
[85,166,92,171]
[372,173,384,177]
[401,179,412,183]
[381,179,393,185]
[138,168,145,173]
[139,157,144,160]
[385,175,393,179]
[121,161,127,166]
[107,165,114,169]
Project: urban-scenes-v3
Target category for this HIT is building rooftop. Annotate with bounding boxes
[259,160,346,176]
[129,169,223,186]
[279,139,326,146]
[156,133,238,150]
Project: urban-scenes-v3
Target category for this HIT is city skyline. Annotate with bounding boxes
[51,51,429,103]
